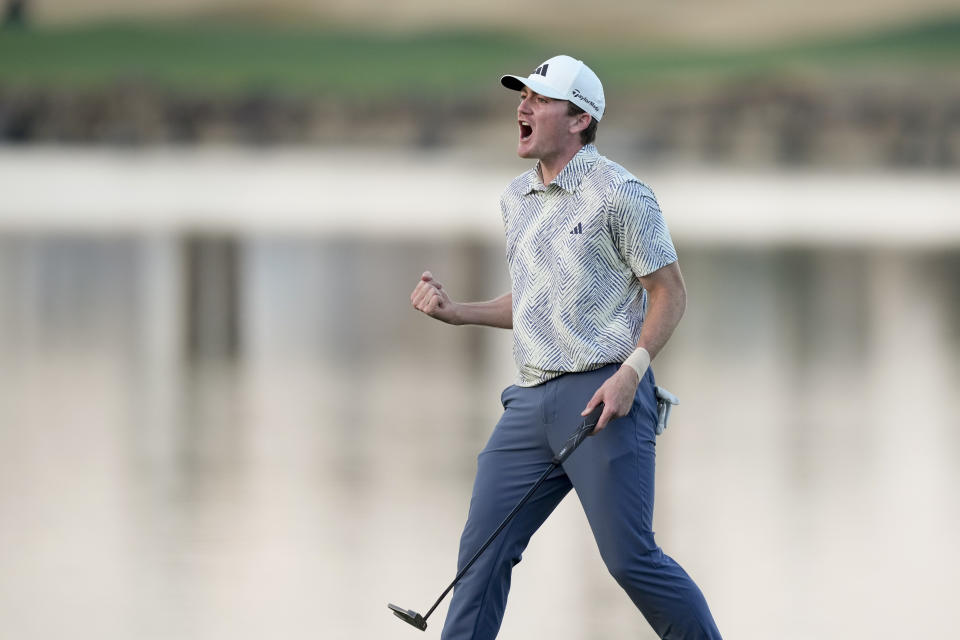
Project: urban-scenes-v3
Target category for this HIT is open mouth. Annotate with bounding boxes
[519,120,533,141]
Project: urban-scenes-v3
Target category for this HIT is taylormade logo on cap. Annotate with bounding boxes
[500,55,605,121]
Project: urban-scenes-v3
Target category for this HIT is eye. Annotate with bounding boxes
[537,97,548,104]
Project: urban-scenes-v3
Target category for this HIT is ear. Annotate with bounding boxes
[569,112,592,136]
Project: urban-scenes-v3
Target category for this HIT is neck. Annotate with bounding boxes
[538,143,584,186]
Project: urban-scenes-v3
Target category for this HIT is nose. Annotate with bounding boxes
[518,95,532,116]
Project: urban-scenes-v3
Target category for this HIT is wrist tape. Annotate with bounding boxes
[622,347,651,381]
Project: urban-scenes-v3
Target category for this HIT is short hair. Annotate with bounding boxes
[567,102,598,145]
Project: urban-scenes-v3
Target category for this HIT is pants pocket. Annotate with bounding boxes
[500,384,516,409]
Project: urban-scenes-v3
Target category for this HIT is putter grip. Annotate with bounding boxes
[554,403,604,464]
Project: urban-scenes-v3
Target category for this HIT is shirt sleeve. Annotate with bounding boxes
[606,180,678,278]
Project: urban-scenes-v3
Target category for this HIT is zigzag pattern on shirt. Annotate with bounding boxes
[500,145,677,387]
[607,180,678,278]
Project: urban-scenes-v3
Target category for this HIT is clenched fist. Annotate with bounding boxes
[410,271,460,325]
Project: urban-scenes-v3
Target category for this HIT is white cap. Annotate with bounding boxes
[501,55,605,121]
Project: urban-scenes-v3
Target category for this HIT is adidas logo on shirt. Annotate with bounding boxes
[569,222,583,234]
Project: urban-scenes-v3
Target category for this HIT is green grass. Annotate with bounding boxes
[1,16,958,98]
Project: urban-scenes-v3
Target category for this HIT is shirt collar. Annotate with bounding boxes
[524,144,599,195]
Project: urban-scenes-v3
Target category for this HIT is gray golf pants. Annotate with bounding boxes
[440,364,722,639]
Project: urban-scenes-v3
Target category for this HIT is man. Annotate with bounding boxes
[410,55,722,639]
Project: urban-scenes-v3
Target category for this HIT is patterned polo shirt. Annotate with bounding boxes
[500,144,678,387]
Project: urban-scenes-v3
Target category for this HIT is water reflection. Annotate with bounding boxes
[0,236,958,639]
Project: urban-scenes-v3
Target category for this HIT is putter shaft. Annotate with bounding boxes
[390,403,604,628]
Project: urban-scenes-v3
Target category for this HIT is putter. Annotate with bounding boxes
[388,402,606,632]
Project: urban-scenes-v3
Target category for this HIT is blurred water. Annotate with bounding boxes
[1,233,959,639]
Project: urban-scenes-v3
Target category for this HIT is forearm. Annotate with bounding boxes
[453,292,513,329]
[636,284,685,360]
[583,270,685,430]
[635,262,687,361]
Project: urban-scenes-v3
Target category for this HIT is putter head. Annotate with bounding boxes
[388,603,428,631]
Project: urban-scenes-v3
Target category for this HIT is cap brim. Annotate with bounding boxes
[499,74,567,100]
